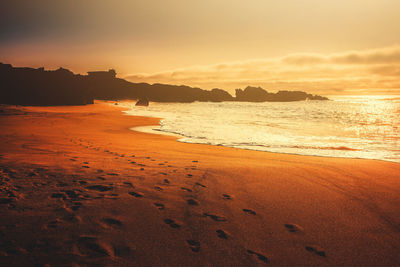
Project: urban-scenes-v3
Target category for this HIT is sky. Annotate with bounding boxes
[1,0,400,95]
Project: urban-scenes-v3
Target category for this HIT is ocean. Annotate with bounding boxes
[121,95,400,163]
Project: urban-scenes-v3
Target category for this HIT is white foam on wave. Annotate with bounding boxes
[120,96,400,163]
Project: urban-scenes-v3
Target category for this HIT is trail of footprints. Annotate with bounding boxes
[67,144,221,255]
[69,137,183,179]
[1,138,326,263]
[65,148,250,257]
[0,163,142,262]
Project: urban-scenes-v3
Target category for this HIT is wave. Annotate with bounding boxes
[122,97,400,163]
[292,145,360,151]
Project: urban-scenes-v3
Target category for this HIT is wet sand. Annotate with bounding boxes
[0,101,399,266]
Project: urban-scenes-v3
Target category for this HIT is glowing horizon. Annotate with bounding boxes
[1,0,400,95]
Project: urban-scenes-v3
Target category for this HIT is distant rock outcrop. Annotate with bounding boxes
[235,86,328,102]
[236,86,272,102]
[0,62,328,106]
[0,63,93,106]
[89,80,235,103]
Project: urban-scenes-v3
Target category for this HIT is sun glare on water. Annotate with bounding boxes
[124,95,400,162]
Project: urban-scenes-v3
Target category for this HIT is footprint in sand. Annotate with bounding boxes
[154,186,163,191]
[113,245,132,257]
[203,213,227,222]
[154,203,165,210]
[50,193,66,199]
[128,191,143,198]
[284,224,303,233]
[163,179,170,184]
[187,240,200,252]
[187,199,199,206]
[195,182,206,188]
[77,236,110,257]
[187,174,193,178]
[305,245,326,257]
[82,166,90,169]
[102,218,123,228]
[14,185,23,190]
[62,190,80,200]
[181,187,193,192]
[86,185,113,192]
[247,249,269,263]
[123,182,134,187]
[216,229,229,239]
[243,209,256,215]
[27,171,38,177]
[164,218,180,228]
[222,194,232,200]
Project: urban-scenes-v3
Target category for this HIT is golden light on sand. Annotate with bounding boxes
[1,102,399,265]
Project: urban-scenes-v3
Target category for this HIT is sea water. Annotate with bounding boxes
[121,96,400,163]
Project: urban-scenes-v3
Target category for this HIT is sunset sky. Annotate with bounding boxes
[1,0,400,95]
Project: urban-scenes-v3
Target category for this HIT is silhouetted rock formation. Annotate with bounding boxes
[0,63,328,106]
[135,98,149,106]
[236,86,271,102]
[0,63,93,106]
[89,79,235,103]
[235,86,328,102]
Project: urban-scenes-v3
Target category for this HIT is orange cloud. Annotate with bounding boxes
[125,46,400,95]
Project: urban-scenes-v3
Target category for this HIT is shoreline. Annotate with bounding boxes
[122,102,400,165]
[0,101,399,266]
[130,123,400,164]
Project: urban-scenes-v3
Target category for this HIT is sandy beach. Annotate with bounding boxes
[0,101,399,266]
